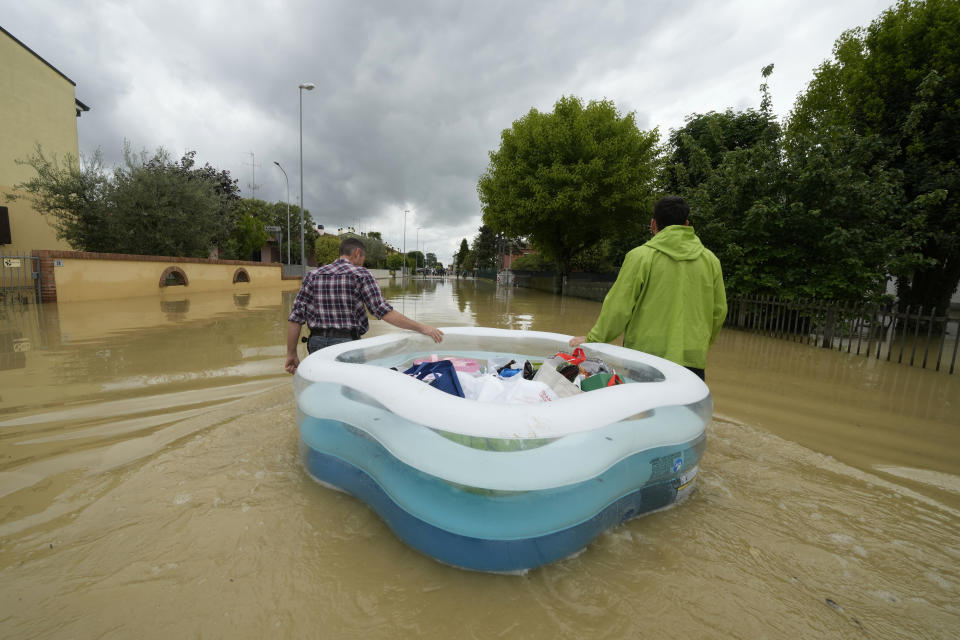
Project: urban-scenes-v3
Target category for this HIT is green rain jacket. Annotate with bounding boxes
[585,225,727,369]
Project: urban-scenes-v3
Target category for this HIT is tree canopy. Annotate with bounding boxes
[789,0,960,311]
[662,107,775,194]
[454,238,469,271]
[233,197,318,264]
[385,252,407,271]
[10,145,254,259]
[662,62,919,305]
[478,96,660,274]
[314,234,341,265]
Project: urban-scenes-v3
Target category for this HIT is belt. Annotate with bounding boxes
[308,327,356,339]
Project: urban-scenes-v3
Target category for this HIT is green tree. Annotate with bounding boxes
[662,108,775,193]
[665,64,907,304]
[478,95,660,275]
[10,144,242,259]
[6,147,112,251]
[233,212,270,260]
[406,250,424,269]
[232,198,276,260]
[314,234,341,265]
[360,233,388,268]
[789,0,960,311]
[470,225,499,271]
[425,252,438,268]
[454,238,469,271]
[386,252,405,271]
[509,252,554,271]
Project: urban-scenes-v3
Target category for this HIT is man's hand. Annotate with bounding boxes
[382,310,443,343]
[286,321,304,374]
[568,336,586,348]
[285,353,300,374]
[421,325,444,343]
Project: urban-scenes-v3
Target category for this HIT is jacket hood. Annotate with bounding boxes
[644,224,704,261]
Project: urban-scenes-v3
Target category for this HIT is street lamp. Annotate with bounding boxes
[402,209,409,277]
[416,227,423,271]
[298,82,315,277]
[273,161,290,265]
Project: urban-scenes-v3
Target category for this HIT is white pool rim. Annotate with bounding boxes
[296,326,710,440]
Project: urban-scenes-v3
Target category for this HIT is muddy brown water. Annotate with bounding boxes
[1,279,957,639]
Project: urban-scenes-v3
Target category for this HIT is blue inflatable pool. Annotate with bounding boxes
[294,327,711,573]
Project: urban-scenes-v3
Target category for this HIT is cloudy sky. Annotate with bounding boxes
[4,0,892,263]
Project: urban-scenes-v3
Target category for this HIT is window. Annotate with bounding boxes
[0,207,10,245]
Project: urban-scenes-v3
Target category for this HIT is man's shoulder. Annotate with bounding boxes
[625,244,655,263]
[315,259,365,275]
[701,246,722,266]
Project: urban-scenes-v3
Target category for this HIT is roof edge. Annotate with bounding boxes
[0,24,78,87]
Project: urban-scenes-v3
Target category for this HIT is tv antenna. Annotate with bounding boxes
[244,151,261,196]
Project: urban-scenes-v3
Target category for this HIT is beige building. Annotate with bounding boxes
[0,25,89,255]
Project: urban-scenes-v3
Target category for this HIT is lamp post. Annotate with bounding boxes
[416,227,423,272]
[402,209,409,277]
[298,82,315,277]
[273,161,290,265]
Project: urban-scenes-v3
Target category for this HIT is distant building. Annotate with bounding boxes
[1,26,89,254]
[501,247,535,270]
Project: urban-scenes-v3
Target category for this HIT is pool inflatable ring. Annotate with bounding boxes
[294,327,711,573]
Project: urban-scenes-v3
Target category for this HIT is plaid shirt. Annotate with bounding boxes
[288,258,393,335]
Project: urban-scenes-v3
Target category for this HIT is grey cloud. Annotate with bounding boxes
[3,0,892,261]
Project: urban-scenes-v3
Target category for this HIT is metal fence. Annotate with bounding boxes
[725,296,960,375]
[0,251,41,306]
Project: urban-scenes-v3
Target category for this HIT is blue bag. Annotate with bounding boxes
[402,360,465,398]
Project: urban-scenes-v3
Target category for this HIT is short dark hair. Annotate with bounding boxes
[653,196,690,229]
[339,237,366,256]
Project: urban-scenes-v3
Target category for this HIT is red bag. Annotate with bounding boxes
[553,348,586,366]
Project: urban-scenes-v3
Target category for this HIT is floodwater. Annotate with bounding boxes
[1,279,958,639]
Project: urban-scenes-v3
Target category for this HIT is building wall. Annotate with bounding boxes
[0,28,81,255]
[33,250,300,303]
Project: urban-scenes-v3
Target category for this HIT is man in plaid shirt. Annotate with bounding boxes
[285,237,443,373]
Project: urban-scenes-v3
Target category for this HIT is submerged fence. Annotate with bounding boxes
[725,296,960,375]
[0,251,41,306]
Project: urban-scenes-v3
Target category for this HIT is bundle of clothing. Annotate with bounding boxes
[400,348,622,404]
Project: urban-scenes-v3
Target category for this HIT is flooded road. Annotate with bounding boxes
[1,279,958,639]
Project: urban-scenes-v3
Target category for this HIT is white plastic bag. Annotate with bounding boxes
[502,377,558,404]
[457,372,557,404]
[458,373,503,402]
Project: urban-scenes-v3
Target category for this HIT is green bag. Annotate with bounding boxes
[580,372,623,392]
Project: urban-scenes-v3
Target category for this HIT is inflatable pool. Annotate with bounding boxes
[294,327,711,573]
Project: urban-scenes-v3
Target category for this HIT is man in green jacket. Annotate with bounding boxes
[569,196,726,380]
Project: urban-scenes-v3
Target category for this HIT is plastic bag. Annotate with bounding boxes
[502,377,558,404]
[485,357,527,378]
[457,373,506,402]
[457,372,558,404]
[403,360,465,398]
[578,358,614,377]
[580,372,624,391]
[553,348,587,365]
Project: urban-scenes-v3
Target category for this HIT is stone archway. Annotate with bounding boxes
[232,267,251,284]
[159,266,189,287]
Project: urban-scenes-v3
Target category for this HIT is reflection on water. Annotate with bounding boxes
[160,298,191,316]
[0,278,958,639]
